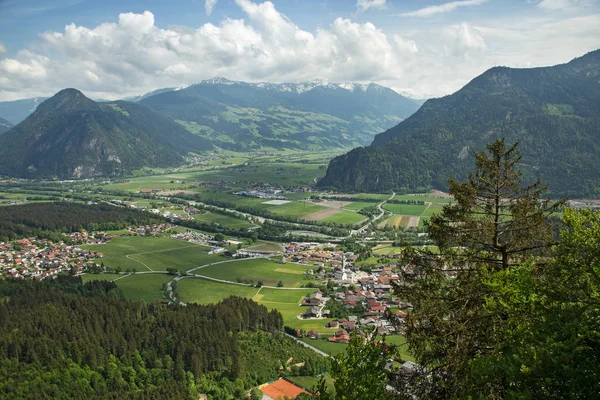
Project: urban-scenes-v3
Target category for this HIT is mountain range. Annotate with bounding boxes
[0,79,422,152]
[0,89,212,179]
[137,77,422,151]
[0,97,48,125]
[318,49,600,198]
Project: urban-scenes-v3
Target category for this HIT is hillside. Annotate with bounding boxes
[0,89,212,179]
[318,49,600,198]
[139,78,422,151]
[0,97,48,125]
[0,117,12,134]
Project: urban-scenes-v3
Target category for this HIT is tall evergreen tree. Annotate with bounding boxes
[396,139,564,398]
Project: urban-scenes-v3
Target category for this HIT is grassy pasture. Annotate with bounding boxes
[81,273,121,282]
[177,278,258,304]
[82,236,220,273]
[247,242,283,252]
[266,201,326,219]
[115,273,172,302]
[342,201,378,211]
[321,211,367,226]
[176,279,331,332]
[194,212,253,228]
[198,258,310,287]
[84,273,172,302]
[301,338,348,356]
[383,204,429,216]
[82,236,194,272]
[421,204,444,217]
[129,246,222,273]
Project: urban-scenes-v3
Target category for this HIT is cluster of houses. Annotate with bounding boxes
[234,184,286,200]
[0,236,106,280]
[285,242,412,343]
[125,223,173,236]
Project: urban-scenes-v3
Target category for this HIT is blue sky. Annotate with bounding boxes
[0,0,599,100]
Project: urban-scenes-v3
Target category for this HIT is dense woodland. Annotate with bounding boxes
[0,277,327,399]
[0,202,165,241]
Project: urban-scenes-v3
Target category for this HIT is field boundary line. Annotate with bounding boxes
[126,255,153,271]
[126,243,205,257]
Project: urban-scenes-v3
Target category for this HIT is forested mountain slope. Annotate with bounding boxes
[0,89,212,179]
[139,77,422,151]
[0,117,12,135]
[318,49,600,198]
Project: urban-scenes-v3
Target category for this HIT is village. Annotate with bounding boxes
[0,223,173,280]
[281,242,412,344]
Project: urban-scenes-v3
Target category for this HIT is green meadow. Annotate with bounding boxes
[177,278,258,304]
[198,258,310,287]
[83,273,171,303]
[82,236,221,273]
[383,203,429,216]
[194,212,254,228]
[321,211,367,226]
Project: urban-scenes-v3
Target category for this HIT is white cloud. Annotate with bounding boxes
[400,0,486,18]
[0,2,418,100]
[537,0,594,10]
[0,0,598,101]
[0,43,6,54]
[444,22,487,56]
[205,0,218,16]
[357,0,387,11]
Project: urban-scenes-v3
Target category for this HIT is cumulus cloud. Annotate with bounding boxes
[0,0,598,101]
[0,1,420,99]
[444,22,487,56]
[357,0,387,11]
[400,0,486,18]
[205,0,218,15]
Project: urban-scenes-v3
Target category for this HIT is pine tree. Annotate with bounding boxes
[396,139,564,398]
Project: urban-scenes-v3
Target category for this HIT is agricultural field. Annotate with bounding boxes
[421,204,444,217]
[198,258,310,287]
[247,242,283,252]
[81,273,121,282]
[383,204,429,216]
[342,201,379,211]
[255,288,334,333]
[267,201,327,219]
[176,279,332,332]
[82,236,220,273]
[321,211,367,226]
[129,245,222,273]
[114,274,172,302]
[177,278,258,304]
[194,212,254,228]
[83,273,172,303]
[380,215,415,229]
[302,338,348,356]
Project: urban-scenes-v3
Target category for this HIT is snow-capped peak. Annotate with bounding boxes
[201,76,238,85]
